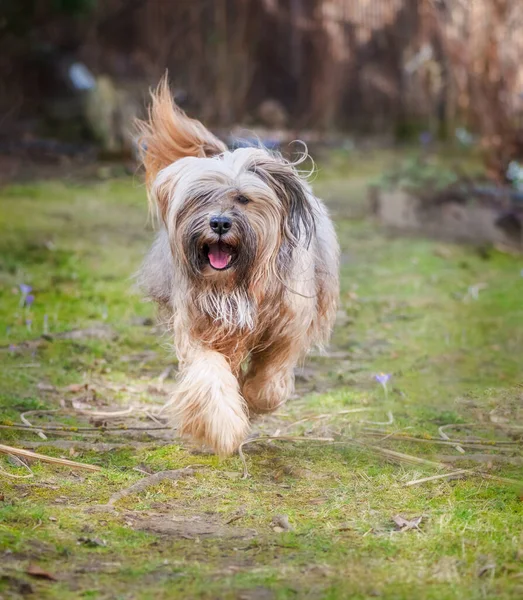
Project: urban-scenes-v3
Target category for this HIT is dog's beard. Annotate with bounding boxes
[177,210,259,331]
[195,287,255,331]
[181,210,258,282]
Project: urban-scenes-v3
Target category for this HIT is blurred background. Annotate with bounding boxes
[1,0,523,183]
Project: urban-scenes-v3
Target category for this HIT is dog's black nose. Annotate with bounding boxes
[210,216,232,235]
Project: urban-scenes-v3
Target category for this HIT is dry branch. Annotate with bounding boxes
[0,444,101,472]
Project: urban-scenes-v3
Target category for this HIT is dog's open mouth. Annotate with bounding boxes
[203,242,237,270]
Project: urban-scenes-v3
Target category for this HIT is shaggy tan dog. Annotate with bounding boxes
[137,78,339,456]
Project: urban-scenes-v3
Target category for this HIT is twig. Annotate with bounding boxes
[107,467,197,506]
[405,469,471,486]
[438,424,465,454]
[0,424,170,433]
[362,411,394,426]
[361,444,447,468]
[16,440,168,451]
[21,410,53,440]
[0,444,101,472]
[71,406,137,419]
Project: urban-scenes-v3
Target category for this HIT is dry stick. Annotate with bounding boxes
[72,406,137,419]
[438,424,465,454]
[405,469,472,486]
[106,467,197,506]
[0,424,170,433]
[21,410,54,440]
[17,440,168,451]
[362,411,394,426]
[0,444,101,472]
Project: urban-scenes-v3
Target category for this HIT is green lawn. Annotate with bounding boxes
[1,152,522,599]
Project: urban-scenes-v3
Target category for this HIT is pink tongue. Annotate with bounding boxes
[208,244,230,269]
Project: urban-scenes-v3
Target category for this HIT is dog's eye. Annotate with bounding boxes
[236,195,250,205]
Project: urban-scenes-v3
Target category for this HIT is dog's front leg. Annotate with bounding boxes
[242,339,300,416]
[164,346,250,456]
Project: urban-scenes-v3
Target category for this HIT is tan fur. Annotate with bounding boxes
[136,75,227,218]
[138,77,339,456]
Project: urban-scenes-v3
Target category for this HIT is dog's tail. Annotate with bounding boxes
[136,72,227,190]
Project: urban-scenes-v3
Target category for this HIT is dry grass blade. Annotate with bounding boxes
[0,424,170,433]
[360,444,447,468]
[405,469,472,486]
[0,459,34,479]
[72,406,137,419]
[362,411,394,426]
[0,443,102,472]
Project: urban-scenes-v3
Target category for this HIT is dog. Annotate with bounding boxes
[137,77,339,456]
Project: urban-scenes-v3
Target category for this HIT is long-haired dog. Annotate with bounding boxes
[137,77,339,456]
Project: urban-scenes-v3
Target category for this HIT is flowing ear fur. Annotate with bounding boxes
[247,155,316,251]
[136,73,227,217]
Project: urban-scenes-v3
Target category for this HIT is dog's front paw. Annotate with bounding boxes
[179,403,250,457]
[163,349,250,456]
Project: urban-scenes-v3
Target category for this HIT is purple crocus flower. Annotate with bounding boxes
[375,373,391,385]
[19,284,32,295]
[25,294,35,307]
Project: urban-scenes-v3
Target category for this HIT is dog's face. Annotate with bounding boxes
[151,148,315,287]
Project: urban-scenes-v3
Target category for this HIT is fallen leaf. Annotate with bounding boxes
[271,514,292,532]
[26,564,58,581]
[392,514,423,532]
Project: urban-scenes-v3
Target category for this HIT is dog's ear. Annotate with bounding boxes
[248,156,316,251]
[136,74,227,215]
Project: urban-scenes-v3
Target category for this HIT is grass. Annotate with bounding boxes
[1,150,522,599]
